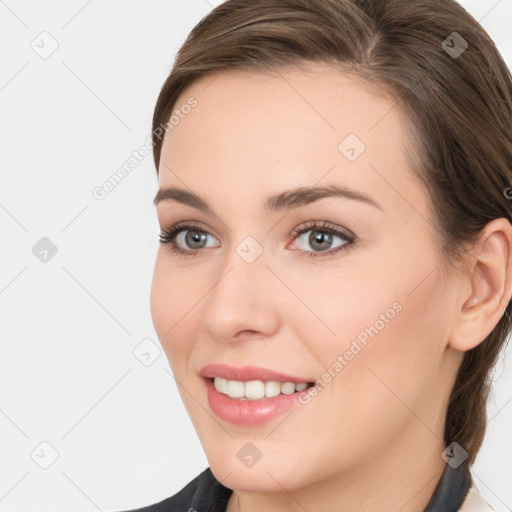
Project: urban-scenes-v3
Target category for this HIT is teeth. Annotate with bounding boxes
[213,377,309,400]
[227,380,244,398]
[264,381,281,398]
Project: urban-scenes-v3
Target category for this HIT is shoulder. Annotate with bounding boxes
[459,479,496,512]
[115,467,233,512]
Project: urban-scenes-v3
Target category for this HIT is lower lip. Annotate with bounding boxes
[204,378,309,425]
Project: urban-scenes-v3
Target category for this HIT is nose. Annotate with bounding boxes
[202,247,280,343]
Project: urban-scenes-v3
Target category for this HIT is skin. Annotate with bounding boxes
[150,63,512,512]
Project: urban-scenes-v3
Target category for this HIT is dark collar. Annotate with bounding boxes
[423,461,472,511]
[187,467,232,512]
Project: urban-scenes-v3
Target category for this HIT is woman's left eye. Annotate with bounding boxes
[289,221,355,258]
[159,220,355,259]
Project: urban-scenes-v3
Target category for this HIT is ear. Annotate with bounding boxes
[449,217,512,352]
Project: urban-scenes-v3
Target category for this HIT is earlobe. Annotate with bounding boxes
[448,218,512,353]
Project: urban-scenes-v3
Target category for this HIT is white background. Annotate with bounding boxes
[1,1,511,511]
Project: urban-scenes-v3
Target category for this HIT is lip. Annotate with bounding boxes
[203,378,311,425]
[200,364,315,425]
[199,363,313,383]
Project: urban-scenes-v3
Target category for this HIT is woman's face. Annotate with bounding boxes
[150,64,462,492]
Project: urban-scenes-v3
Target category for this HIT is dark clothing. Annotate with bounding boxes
[122,467,231,512]
[122,461,471,512]
[426,463,472,511]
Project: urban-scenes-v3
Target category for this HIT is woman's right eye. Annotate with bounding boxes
[159,223,220,257]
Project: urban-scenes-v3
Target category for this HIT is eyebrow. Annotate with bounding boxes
[153,184,382,212]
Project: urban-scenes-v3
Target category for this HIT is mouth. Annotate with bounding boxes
[202,376,316,425]
[208,376,315,401]
[199,363,317,424]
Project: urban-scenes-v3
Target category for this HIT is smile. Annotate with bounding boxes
[213,377,312,400]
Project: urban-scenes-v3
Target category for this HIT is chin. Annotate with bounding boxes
[207,452,316,493]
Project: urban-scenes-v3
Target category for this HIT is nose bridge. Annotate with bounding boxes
[202,236,280,341]
[215,233,270,297]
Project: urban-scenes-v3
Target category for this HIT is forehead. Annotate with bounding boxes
[158,64,426,219]
[162,64,405,156]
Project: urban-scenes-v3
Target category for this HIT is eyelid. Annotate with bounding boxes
[161,220,219,240]
[289,220,355,241]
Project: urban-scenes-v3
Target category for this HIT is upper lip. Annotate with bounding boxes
[200,364,313,383]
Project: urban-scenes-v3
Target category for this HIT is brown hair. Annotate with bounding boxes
[151,0,512,465]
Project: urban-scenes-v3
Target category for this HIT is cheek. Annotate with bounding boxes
[314,260,446,436]
[150,255,202,357]
[285,259,403,365]
[305,242,445,390]
[150,259,172,341]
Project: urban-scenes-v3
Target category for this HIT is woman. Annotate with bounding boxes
[123,0,512,510]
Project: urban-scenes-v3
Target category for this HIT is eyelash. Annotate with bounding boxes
[158,220,356,259]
